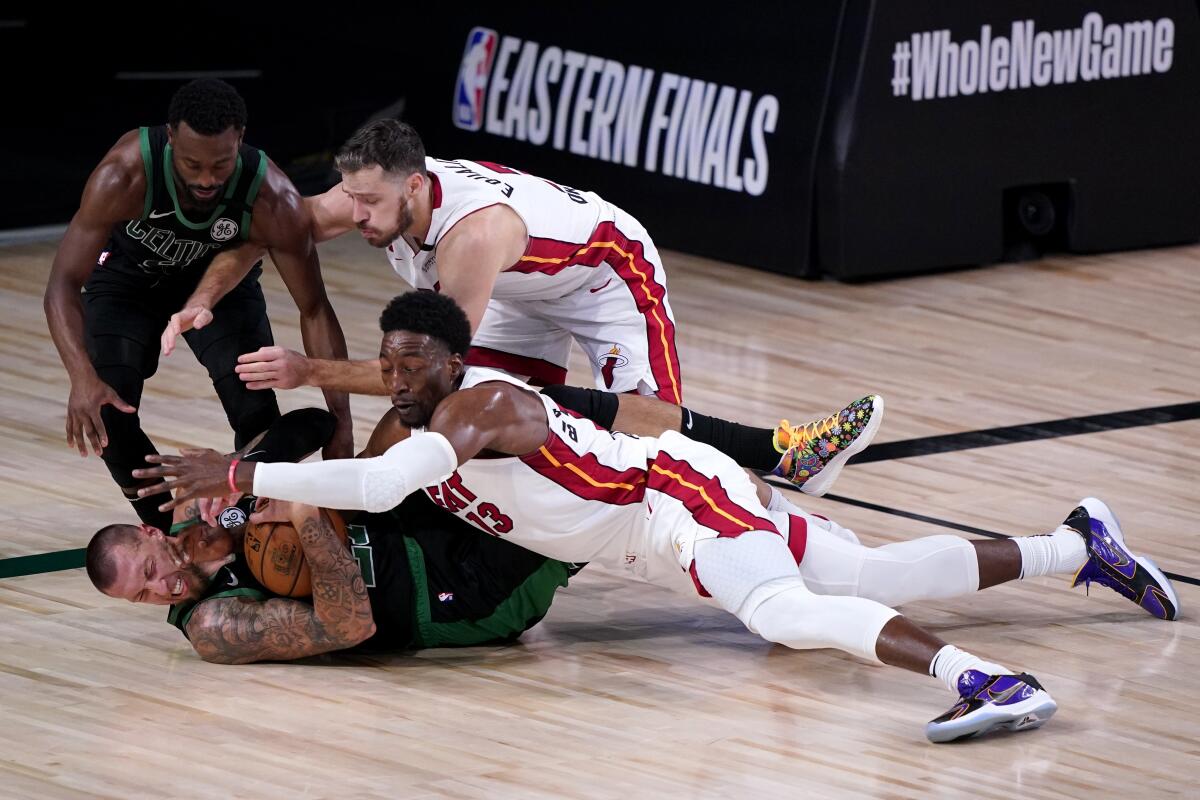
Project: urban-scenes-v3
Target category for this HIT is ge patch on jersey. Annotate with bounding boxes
[219,505,248,529]
[210,218,238,241]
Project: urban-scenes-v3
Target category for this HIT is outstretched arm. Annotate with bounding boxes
[134,383,548,512]
[250,164,354,458]
[44,131,144,456]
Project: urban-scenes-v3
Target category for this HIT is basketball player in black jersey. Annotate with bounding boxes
[44,79,353,534]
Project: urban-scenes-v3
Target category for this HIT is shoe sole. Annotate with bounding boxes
[1080,496,1181,621]
[926,693,1058,744]
[801,395,885,498]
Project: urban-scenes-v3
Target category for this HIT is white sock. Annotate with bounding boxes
[1014,525,1088,578]
[929,644,1013,694]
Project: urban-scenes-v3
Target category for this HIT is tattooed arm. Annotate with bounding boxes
[183,501,375,664]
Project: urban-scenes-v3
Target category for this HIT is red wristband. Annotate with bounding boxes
[228,458,241,495]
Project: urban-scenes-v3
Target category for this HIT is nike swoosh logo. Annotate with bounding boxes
[226,572,239,587]
[987,682,1025,705]
[684,408,694,430]
[589,278,613,293]
[148,210,175,219]
[242,450,265,460]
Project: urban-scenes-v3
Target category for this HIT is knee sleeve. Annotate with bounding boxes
[245,408,337,463]
[800,530,980,608]
[693,530,901,662]
[186,297,279,447]
[90,364,155,487]
[213,371,280,448]
[855,536,980,607]
[692,531,800,622]
[539,384,619,429]
[748,584,899,663]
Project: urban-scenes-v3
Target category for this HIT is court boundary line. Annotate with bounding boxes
[3,402,1197,584]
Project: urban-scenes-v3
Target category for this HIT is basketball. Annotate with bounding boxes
[243,505,349,598]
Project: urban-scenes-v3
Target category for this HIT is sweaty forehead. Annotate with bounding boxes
[381,331,443,357]
[106,536,148,600]
[344,167,399,194]
[172,125,239,159]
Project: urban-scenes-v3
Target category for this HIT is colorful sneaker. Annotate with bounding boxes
[926,670,1057,743]
[1067,498,1180,621]
[771,395,883,497]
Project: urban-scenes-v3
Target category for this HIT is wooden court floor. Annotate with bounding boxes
[1,234,1197,798]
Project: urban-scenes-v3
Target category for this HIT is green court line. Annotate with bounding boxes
[0,549,85,579]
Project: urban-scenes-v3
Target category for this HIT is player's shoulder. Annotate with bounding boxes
[95,129,145,182]
[247,157,309,239]
[79,130,147,216]
[252,157,303,212]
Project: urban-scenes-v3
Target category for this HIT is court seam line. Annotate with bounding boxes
[2,400,1197,583]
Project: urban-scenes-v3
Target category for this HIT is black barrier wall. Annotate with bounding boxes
[0,15,423,229]
[817,0,1200,279]
[7,5,1197,281]
[399,4,845,277]
[5,7,842,278]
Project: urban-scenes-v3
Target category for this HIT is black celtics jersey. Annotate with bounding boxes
[168,509,417,653]
[104,125,267,282]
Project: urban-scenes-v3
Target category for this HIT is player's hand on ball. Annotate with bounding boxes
[133,448,235,511]
[235,346,311,390]
[249,497,293,525]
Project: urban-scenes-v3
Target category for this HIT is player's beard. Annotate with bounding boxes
[173,561,212,603]
[363,198,414,248]
[186,182,225,210]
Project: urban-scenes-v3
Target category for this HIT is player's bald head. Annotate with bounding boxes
[86,523,141,594]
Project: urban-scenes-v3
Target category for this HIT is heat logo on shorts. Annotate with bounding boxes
[453,27,499,131]
[599,345,628,389]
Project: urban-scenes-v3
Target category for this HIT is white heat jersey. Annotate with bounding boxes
[387,157,617,301]
[421,368,779,595]
[385,157,681,403]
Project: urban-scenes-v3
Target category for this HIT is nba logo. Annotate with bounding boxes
[453,27,498,131]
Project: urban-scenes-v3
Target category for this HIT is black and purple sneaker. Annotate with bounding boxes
[926,670,1057,743]
[1068,498,1180,621]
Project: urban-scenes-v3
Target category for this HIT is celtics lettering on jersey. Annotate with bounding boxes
[121,217,235,274]
[345,523,378,587]
[425,473,515,537]
[106,126,267,279]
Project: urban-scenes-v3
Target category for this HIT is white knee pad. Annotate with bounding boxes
[693,531,900,663]
[748,585,899,663]
[692,530,799,623]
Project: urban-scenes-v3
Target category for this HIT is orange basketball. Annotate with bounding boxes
[243,506,349,598]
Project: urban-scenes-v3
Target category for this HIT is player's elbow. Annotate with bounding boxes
[350,619,377,647]
[43,277,70,309]
[192,642,252,665]
[329,617,376,651]
[298,295,335,322]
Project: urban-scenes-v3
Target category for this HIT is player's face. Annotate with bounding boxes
[167,121,243,209]
[104,525,210,605]
[341,166,420,248]
[379,331,464,428]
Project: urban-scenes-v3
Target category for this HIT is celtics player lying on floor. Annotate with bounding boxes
[86,378,878,663]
